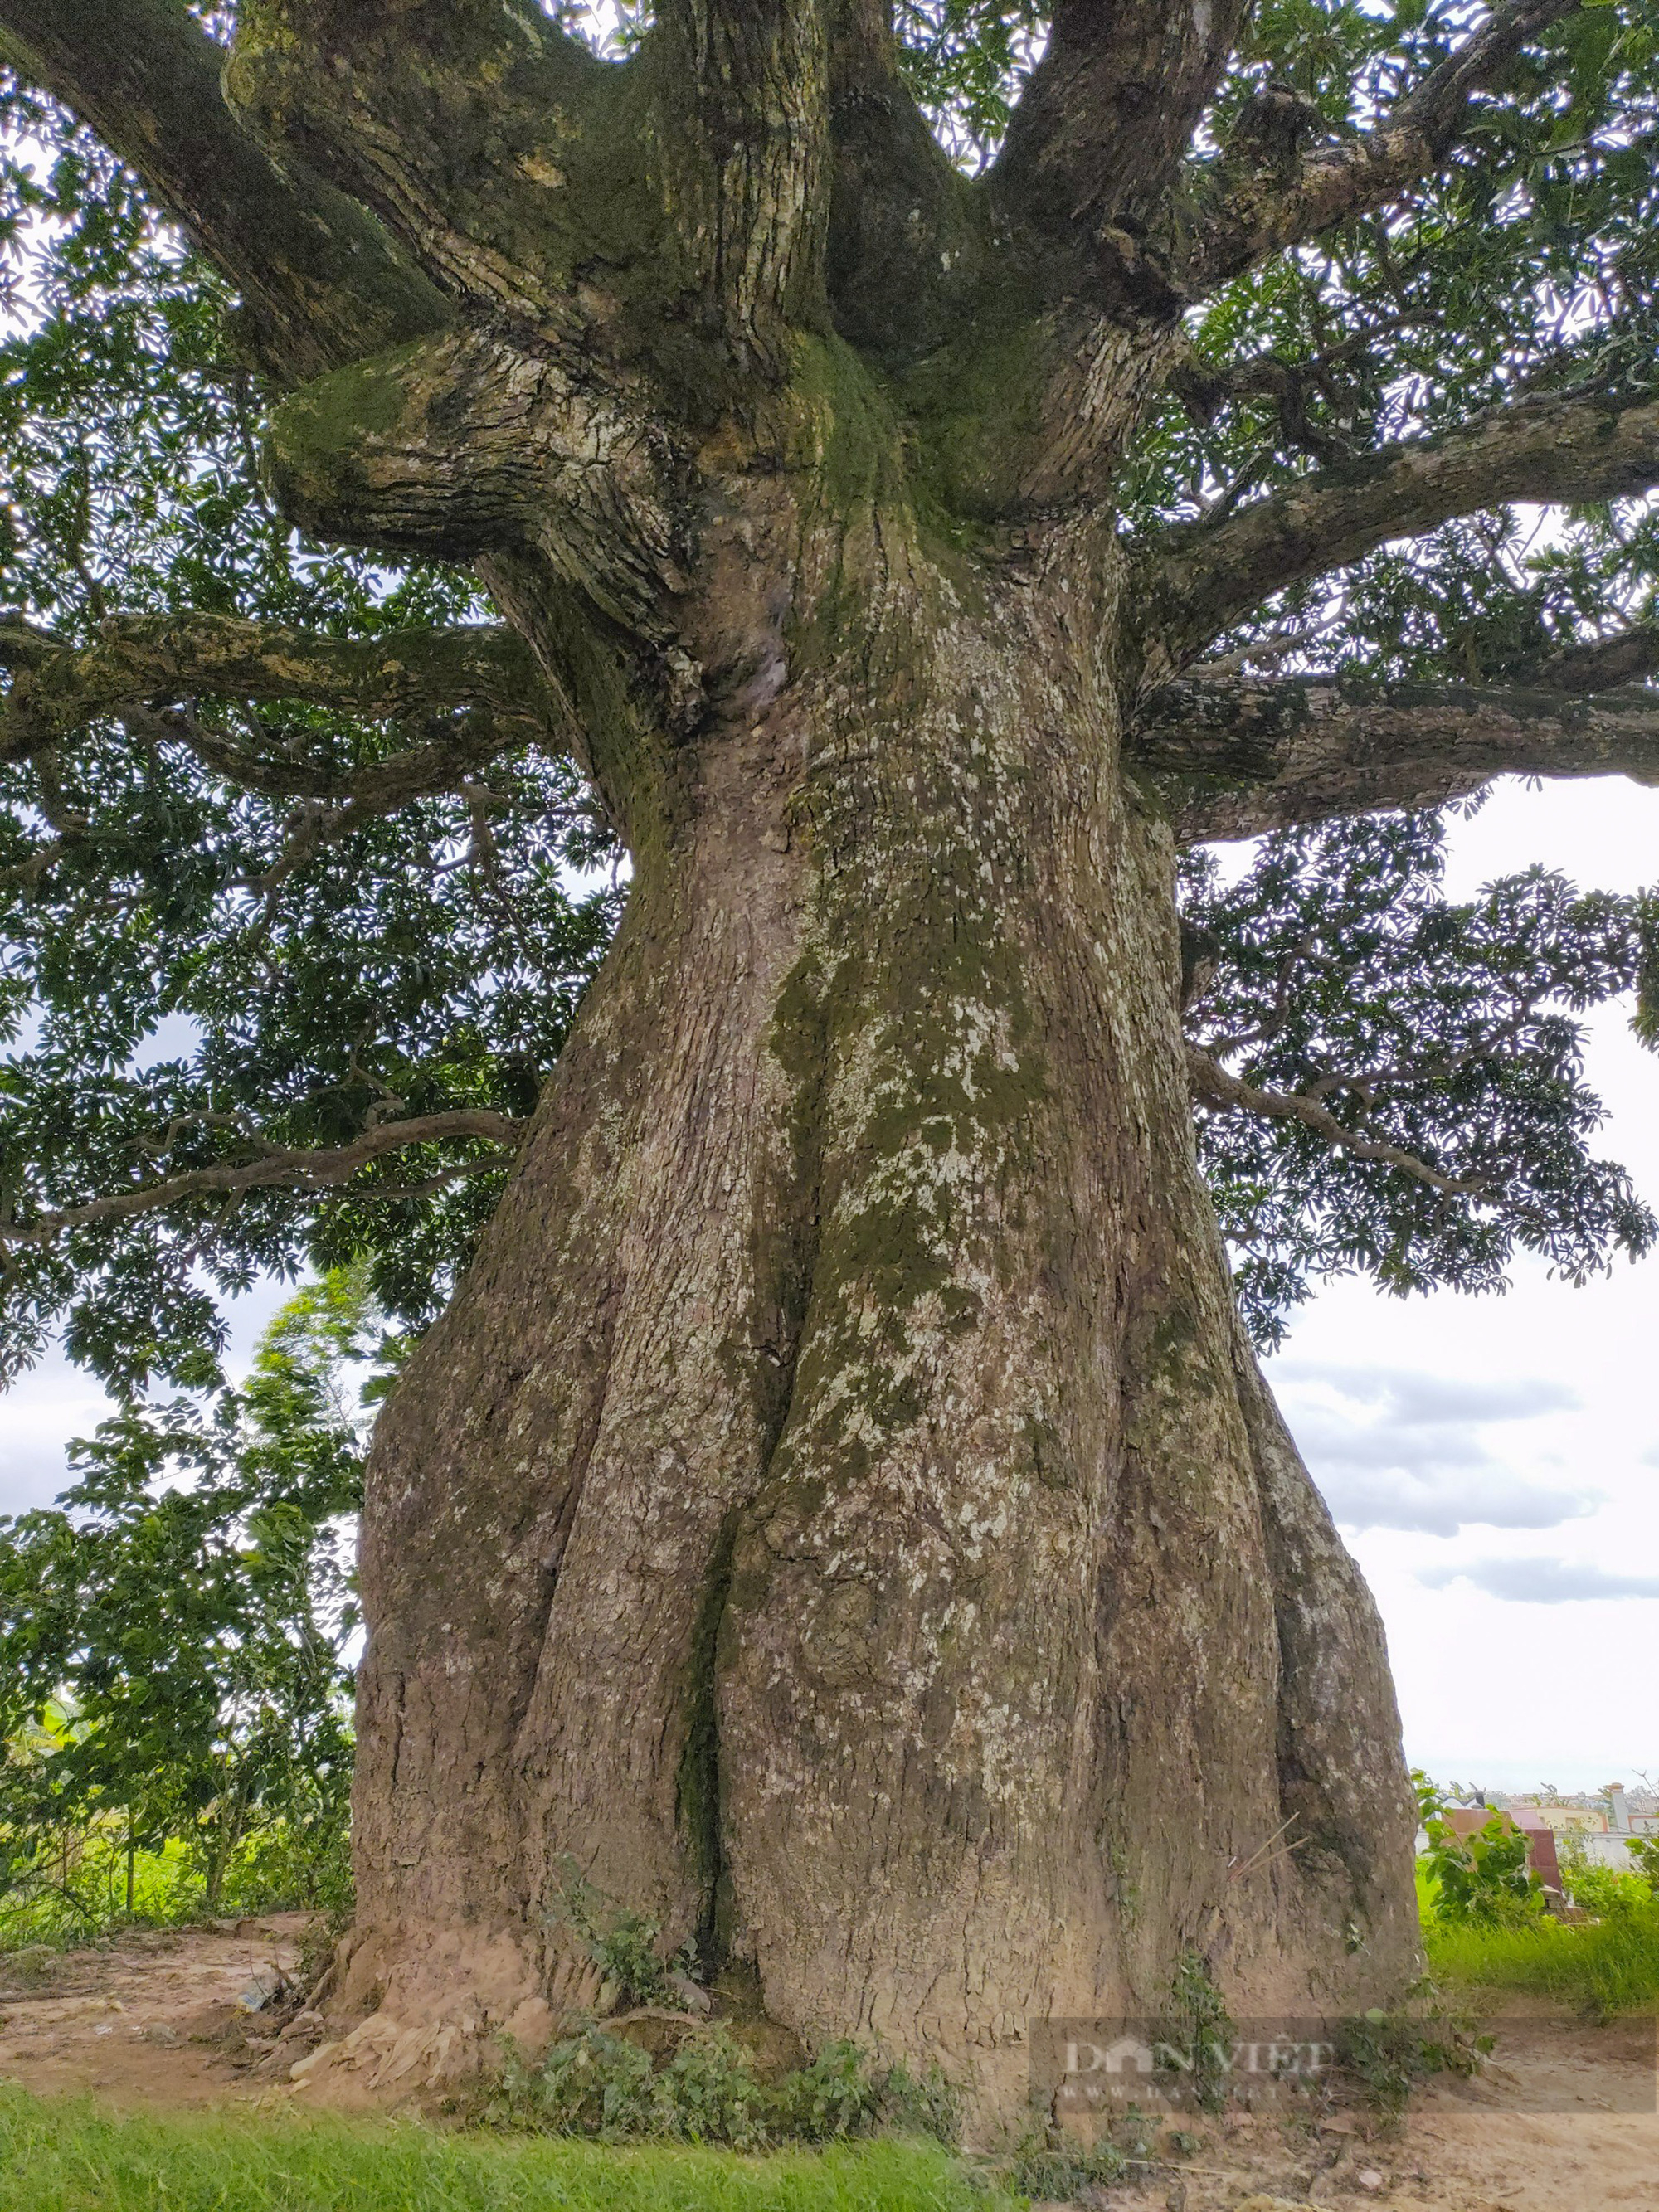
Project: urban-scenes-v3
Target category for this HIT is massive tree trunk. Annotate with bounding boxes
[329,447,1418,2112]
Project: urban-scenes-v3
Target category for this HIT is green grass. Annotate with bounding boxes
[0,2089,1009,2212]
[1424,1899,1659,2020]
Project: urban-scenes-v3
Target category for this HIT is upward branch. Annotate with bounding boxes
[994,0,1252,238]
[1138,382,1659,680]
[0,0,449,382]
[648,0,831,375]
[1188,0,1580,293]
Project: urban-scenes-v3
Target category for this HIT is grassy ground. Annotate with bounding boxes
[0,2091,1008,2212]
[1425,1901,1659,2020]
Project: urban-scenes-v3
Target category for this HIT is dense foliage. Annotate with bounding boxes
[0,0,1656,1385]
[0,87,620,1390]
[1181,817,1657,1339]
[0,1273,367,1928]
[1414,1776,1543,1928]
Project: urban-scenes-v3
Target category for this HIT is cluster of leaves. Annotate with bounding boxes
[891,1,1046,163]
[1181,812,1658,1343]
[489,2022,960,2151]
[1130,0,1659,684]
[1624,1833,1659,1894]
[0,1272,369,1923]
[0,86,621,1390]
[1557,1851,1653,1917]
[1414,1773,1545,1929]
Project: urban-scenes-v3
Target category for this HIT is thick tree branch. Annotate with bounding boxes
[824,0,985,367]
[994,0,1253,239]
[1187,1047,1487,1195]
[263,328,684,630]
[1187,0,1579,293]
[1530,624,1659,693]
[0,0,449,384]
[1,1111,526,1250]
[1139,383,1659,678]
[0,614,557,756]
[647,0,831,373]
[221,0,613,341]
[1131,673,1659,843]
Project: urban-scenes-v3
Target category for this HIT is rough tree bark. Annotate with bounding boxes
[7,0,1656,2129]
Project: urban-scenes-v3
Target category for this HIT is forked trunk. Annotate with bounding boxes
[327,421,1419,2123]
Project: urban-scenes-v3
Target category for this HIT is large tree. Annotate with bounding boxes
[1,0,1657,2122]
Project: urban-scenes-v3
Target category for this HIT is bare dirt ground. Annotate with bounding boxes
[1059,2000,1658,2212]
[0,1927,1652,2208]
[0,1913,310,2107]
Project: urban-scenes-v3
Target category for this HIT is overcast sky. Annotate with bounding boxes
[3,773,1657,1796]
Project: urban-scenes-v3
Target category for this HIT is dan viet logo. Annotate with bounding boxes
[1030,2014,1659,2116]
[1029,2020,1337,2113]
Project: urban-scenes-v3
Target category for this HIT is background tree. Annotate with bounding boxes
[0,0,1655,2121]
[0,1272,366,1927]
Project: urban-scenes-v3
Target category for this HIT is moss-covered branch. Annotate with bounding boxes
[0,0,449,384]
[1131,671,1659,843]
[1137,383,1659,678]
[0,612,558,751]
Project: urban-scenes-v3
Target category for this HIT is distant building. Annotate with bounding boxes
[1436,1804,1560,1889]
[1475,1784,1658,1879]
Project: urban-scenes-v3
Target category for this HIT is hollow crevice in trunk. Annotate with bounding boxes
[676,1506,740,1976]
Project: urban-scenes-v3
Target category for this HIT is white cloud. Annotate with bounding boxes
[0,1358,110,1519]
[1316,1465,1594,1538]
[1421,1558,1659,1605]
[1280,1364,1579,1425]
[1275,1364,1595,1535]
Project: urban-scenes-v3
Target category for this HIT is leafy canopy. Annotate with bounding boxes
[0,0,1656,1385]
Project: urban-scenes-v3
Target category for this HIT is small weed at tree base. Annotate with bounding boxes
[1335,1998,1491,2120]
[486,2025,961,2152]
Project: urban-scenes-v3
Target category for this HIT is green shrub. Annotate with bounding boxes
[1414,1777,1542,1929]
[1559,1859,1649,1919]
[489,2025,958,2152]
[653,2030,775,2151]
[0,1816,350,1959]
[492,2027,659,2139]
[1625,1835,1659,1895]
[770,2041,882,2143]
[1000,2121,1131,2200]
[547,1863,697,2010]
